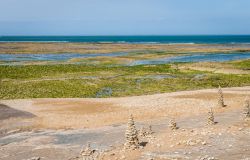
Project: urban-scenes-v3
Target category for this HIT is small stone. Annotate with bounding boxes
[30,157,41,160]
[121,155,126,159]
[187,139,196,146]
[202,141,207,145]
[110,153,115,156]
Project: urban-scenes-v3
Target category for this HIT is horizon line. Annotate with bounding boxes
[1,34,250,37]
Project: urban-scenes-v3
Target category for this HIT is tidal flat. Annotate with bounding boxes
[1,43,250,160]
[0,43,250,99]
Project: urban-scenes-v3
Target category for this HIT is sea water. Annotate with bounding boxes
[1,35,250,44]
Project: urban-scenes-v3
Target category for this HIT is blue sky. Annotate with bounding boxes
[0,0,250,35]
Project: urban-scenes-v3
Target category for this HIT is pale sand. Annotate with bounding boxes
[0,86,250,160]
[1,86,249,129]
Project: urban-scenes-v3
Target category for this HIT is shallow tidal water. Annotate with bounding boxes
[0,52,128,62]
[0,52,250,65]
[131,52,250,65]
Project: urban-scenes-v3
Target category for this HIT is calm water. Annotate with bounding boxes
[1,52,250,65]
[1,35,250,44]
[131,52,250,65]
[0,52,128,62]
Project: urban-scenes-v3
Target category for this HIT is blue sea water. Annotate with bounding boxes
[1,35,250,44]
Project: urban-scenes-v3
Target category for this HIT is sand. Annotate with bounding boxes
[0,86,250,159]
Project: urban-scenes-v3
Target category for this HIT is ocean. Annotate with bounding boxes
[0,35,250,44]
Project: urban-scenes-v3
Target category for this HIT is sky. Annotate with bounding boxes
[0,0,250,35]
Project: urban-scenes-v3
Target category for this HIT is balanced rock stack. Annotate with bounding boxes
[147,125,154,135]
[124,114,140,150]
[169,119,178,130]
[139,126,147,137]
[243,97,250,120]
[80,143,95,160]
[218,86,225,107]
[139,125,155,143]
[207,108,215,125]
[140,125,154,136]
[146,125,155,142]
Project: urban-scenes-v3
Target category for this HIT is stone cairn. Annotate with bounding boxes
[79,143,95,160]
[124,114,140,150]
[147,125,154,135]
[218,86,225,107]
[169,119,178,130]
[139,125,153,136]
[243,97,250,120]
[139,125,155,142]
[139,126,147,137]
[207,108,215,125]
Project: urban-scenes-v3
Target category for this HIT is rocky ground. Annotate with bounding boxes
[0,86,250,160]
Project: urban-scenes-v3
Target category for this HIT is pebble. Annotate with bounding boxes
[120,155,126,159]
[176,142,181,145]
[202,141,207,145]
[28,157,41,160]
[110,153,115,156]
[187,139,196,146]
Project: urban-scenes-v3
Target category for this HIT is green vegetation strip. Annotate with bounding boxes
[0,64,250,99]
[229,59,250,70]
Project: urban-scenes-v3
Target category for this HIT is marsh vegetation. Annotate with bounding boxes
[0,62,250,99]
[0,43,250,99]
